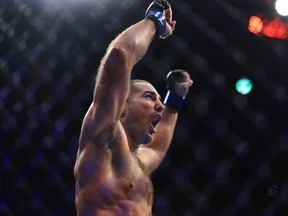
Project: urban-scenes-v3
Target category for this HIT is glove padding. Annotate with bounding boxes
[145,0,171,38]
[164,69,190,111]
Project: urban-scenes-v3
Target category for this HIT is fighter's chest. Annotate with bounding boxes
[112,157,153,204]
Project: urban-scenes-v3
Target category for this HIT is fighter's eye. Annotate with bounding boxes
[145,94,153,100]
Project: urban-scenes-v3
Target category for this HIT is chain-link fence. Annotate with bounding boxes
[1,0,288,215]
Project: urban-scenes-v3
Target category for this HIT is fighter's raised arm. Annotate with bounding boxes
[138,70,193,174]
[79,0,175,146]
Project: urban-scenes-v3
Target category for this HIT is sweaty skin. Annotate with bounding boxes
[73,6,192,216]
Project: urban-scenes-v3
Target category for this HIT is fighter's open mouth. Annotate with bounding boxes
[151,114,162,128]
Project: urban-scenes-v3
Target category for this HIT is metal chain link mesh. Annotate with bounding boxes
[1,0,288,215]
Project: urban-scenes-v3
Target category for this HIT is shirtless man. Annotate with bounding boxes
[74,0,193,215]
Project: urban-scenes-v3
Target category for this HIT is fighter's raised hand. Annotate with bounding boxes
[145,0,176,39]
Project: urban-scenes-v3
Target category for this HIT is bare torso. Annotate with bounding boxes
[74,121,153,216]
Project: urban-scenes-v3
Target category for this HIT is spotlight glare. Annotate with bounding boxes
[235,78,253,95]
[248,16,263,34]
[275,0,288,16]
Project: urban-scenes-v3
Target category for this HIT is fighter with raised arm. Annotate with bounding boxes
[74,0,193,215]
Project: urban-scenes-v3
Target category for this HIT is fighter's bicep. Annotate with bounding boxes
[91,50,130,127]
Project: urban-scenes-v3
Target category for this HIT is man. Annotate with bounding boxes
[74,0,193,215]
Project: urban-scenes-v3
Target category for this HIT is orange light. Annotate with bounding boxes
[248,16,263,34]
[262,17,288,39]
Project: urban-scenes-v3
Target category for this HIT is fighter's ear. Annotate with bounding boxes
[120,103,127,118]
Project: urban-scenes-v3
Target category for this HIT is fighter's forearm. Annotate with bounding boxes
[137,106,178,173]
[108,19,156,68]
[147,106,178,157]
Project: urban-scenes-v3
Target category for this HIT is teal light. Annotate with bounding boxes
[235,78,253,95]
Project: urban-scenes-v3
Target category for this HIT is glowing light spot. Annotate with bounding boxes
[262,17,288,39]
[275,0,288,16]
[235,78,253,95]
[248,16,263,34]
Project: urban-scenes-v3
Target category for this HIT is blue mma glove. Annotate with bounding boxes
[164,69,187,111]
[145,0,170,38]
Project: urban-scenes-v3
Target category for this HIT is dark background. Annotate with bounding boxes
[1,0,288,215]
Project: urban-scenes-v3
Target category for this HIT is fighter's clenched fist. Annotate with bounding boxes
[145,0,176,39]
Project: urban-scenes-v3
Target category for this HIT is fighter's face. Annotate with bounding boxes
[122,82,164,145]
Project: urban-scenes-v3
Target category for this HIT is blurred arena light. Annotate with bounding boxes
[248,15,288,39]
[248,15,263,34]
[235,77,253,95]
[275,0,288,16]
[246,0,288,39]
